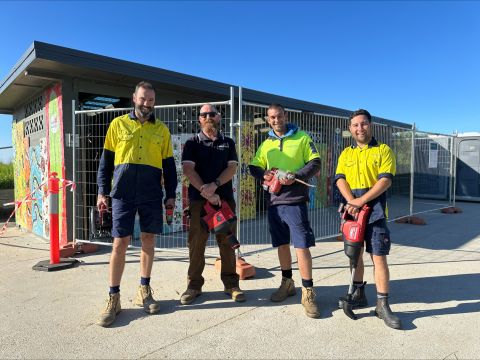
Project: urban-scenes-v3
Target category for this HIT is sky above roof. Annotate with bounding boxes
[0,1,479,155]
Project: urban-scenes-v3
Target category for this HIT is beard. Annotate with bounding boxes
[135,104,153,119]
[202,119,220,135]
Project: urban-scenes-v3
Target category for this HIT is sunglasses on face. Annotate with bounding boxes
[199,111,218,118]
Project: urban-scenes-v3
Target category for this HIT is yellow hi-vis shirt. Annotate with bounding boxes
[335,137,395,222]
[103,113,173,168]
[98,112,176,202]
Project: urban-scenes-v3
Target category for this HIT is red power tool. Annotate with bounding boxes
[338,203,371,320]
[201,201,239,249]
[262,168,315,194]
[165,204,174,225]
[262,168,295,194]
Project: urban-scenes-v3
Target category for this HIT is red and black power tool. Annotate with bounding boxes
[89,206,112,241]
[262,168,296,194]
[201,201,240,249]
[338,203,371,320]
[262,168,316,194]
[165,204,174,225]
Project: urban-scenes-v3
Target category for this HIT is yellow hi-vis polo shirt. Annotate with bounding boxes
[104,113,173,168]
[98,112,176,202]
[335,137,396,222]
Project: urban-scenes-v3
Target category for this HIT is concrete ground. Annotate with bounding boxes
[0,202,479,359]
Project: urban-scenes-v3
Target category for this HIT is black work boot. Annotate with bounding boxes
[351,281,368,308]
[375,297,402,330]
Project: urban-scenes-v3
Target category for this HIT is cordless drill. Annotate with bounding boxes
[262,168,296,194]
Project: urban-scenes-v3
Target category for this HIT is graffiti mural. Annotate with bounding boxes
[45,83,66,245]
[239,122,256,220]
[29,139,48,236]
[12,122,29,229]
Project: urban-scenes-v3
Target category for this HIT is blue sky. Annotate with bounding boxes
[0,1,479,151]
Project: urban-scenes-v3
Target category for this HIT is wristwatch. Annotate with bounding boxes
[214,179,221,187]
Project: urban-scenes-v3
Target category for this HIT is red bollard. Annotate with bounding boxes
[49,172,60,264]
[32,172,79,272]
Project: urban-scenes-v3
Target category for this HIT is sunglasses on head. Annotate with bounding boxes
[199,111,218,118]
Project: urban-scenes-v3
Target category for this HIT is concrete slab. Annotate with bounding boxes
[0,202,479,359]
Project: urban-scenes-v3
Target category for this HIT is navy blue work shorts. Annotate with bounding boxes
[111,198,163,238]
[268,203,316,249]
[364,219,391,256]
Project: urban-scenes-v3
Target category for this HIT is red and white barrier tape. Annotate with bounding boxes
[0,178,76,237]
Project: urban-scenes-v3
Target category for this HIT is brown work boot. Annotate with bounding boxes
[270,277,296,302]
[97,292,121,327]
[134,285,161,314]
[224,287,246,302]
[301,287,320,318]
[180,288,202,305]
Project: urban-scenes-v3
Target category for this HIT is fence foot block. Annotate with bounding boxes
[32,258,79,272]
[215,257,256,280]
[75,242,98,254]
[60,243,76,258]
[441,207,462,214]
[395,216,426,225]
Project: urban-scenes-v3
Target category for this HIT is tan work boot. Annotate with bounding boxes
[270,277,296,302]
[97,292,121,327]
[224,287,246,302]
[180,288,202,305]
[134,285,161,314]
[301,287,320,318]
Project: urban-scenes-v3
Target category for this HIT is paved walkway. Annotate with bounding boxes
[0,202,479,359]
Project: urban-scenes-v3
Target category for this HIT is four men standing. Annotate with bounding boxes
[96,82,400,328]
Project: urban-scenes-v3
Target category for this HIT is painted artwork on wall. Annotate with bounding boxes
[29,139,48,236]
[12,121,29,229]
[45,83,66,246]
[239,122,256,220]
[12,82,65,240]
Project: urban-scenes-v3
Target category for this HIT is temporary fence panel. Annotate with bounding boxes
[72,94,457,255]
[412,132,455,214]
[455,137,480,201]
[236,102,413,253]
[73,100,233,252]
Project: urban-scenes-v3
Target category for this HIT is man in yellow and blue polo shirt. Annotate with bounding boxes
[249,103,321,318]
[96,81,177,327]
[335,109,402,329]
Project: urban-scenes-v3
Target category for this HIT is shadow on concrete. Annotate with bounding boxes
[318,273,480,330]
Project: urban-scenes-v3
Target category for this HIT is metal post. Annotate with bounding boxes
[448,135,454,206]
[452,135,458,208]
[236,86,243,244]
[71,100,76,243]
[229,86,235,137]
[409,123,416,216]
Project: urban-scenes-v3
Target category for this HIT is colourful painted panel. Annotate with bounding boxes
[29,139,48,237]
[12,122,29,229]
[239,122,256,220]
[45,83,66,245]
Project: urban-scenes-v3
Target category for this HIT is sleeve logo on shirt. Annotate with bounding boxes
[309,141,318,153]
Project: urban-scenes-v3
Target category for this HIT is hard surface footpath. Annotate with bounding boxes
[0,202,479,360]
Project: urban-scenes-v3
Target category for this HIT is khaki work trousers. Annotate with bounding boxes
[186,199,239,290]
